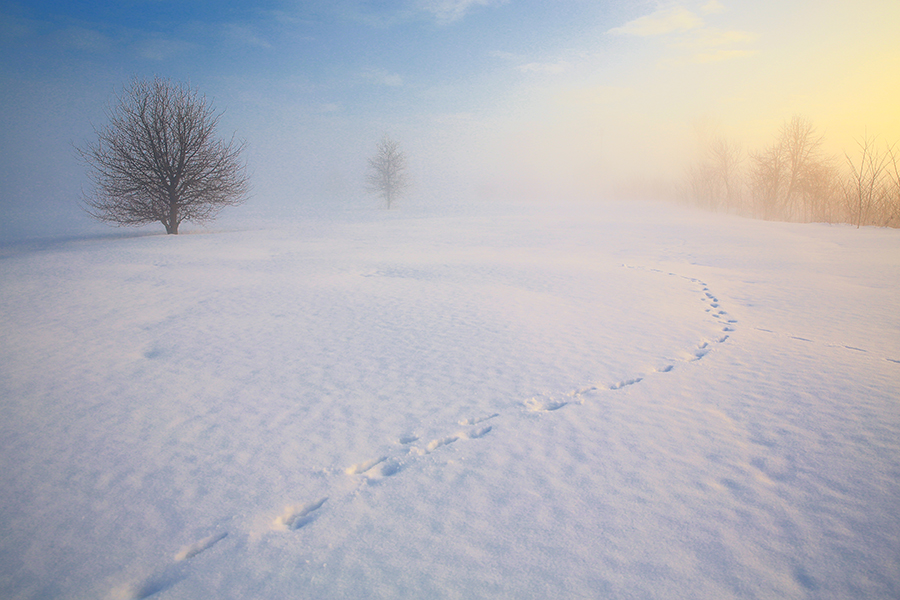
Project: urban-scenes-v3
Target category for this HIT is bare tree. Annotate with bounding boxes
[844,134,889,228]
[884,143,900,227]
[746,116,832,221]
[779,115,825,220]
[748,142,787,220]
[802,159,842,223]
[708,137,744,212]
[683,119,744,213]
[78,77,249,234]
[684,161,721,211]
[366,135,408,209]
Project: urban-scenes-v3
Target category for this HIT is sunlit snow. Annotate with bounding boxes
[1,199,897,599]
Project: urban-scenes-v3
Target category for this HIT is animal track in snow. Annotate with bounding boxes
[463,425,493,439]
[752,327,897,362]
[525,396,568,412]
[348,456,404,479]
[376,459,402,477]
[693,343,711,361]
[458,413,499,426]
[272,498,328,531]
[426,434,460,452]
[115,265,739,598]
[119,533,229,599]
[120,564,189,600]
[346,456,387,475]
[357,459,403,480]
[609,377,642,390]
[174,532,228,561]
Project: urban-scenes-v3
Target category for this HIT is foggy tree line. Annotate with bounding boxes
[79,77,407,235]
[682,116,900,228]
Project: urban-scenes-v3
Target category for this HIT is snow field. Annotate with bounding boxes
[0,199,897,599]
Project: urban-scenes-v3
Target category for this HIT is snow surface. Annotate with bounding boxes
[1,199,898,599]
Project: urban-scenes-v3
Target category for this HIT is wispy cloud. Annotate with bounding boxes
[555,85,634,107]
[608,3,756,67]
[490,49,522,61]
[416,0,508,24]
[608,6,703,37]
[660,48,756,67]
[673,27,758,49]
[222,23,272,49]
[361,67,403,86]
[517,60,572,75]
[0,11,35,41]
[55,26,112,52]
[134,35,197,61]
[693,48,755,62]
[700,0,726,15]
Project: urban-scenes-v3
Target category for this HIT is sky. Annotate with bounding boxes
[1,0,899,240]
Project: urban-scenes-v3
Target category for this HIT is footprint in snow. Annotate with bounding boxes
[458,413,499,426]
[125,266,739,597]
[348,456,403,479]
[118,564,189,600]
[426,434,460,452]
[525,396,568,412]
[174,532,228,561]
[463,425,493,439]
[346,456,387,475]
[272,498,328,531]
[609,377,642,390]
[377,460,402,477]
[691,342,711,361]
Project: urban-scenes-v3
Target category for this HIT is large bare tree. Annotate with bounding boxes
[78,77,249,234]
[366,135,408,209]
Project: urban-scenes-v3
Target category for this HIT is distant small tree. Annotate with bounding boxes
[366,135,408,209]
[78,77,249,234]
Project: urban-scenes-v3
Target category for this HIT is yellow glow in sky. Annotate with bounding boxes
[481,0,900,192]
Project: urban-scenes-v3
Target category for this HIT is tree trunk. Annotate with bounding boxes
[166,195,179,234]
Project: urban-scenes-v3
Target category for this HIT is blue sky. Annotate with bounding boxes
[2,0,899,239]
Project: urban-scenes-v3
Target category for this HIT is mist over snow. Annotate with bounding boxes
[1,198,898,599]
[2,1,900,597]
[3,1,900,241]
